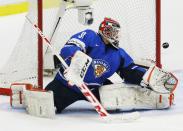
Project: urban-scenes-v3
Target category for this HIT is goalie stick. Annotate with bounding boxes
[44,1,67,55]
[26,16,140,122]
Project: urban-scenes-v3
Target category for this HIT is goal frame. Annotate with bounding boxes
[0,0,161,95]
[156,0,161,68]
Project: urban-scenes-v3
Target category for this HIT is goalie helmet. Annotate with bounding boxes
[99,17,121,48]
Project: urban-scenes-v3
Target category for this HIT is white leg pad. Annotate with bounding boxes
[99,83,173,111]
[10,83,30,108]
[25,90,55,118]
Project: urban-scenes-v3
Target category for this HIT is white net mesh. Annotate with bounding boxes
[0,0,61,88]
[0,1,38,87]
[0,0,158,88]
[51,0,157,66]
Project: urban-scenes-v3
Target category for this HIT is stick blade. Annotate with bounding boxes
[102,111,140,123]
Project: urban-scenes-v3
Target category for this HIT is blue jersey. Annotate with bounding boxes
[55,29,146,93]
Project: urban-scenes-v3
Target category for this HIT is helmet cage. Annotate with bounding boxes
[99,18,120,48]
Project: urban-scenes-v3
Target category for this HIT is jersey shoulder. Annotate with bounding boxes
[84,29,97,36]
[118,48,128,56]
[73,29,98,39]
[118,48,134,67]
[71,29,99,46]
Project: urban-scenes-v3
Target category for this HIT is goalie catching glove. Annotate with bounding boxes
[10,83,55,118]
[141,65,178,94]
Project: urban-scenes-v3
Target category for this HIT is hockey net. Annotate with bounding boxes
[0,0,161,95]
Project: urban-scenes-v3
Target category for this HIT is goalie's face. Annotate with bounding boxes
[99,17,121,48]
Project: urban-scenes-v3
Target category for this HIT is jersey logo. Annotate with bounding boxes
[92,59,110,78]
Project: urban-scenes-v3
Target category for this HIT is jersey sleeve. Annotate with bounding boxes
[118,48,147,85]
[59,29,96,65]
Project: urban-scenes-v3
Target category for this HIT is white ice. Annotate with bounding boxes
[0,0,183,131]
